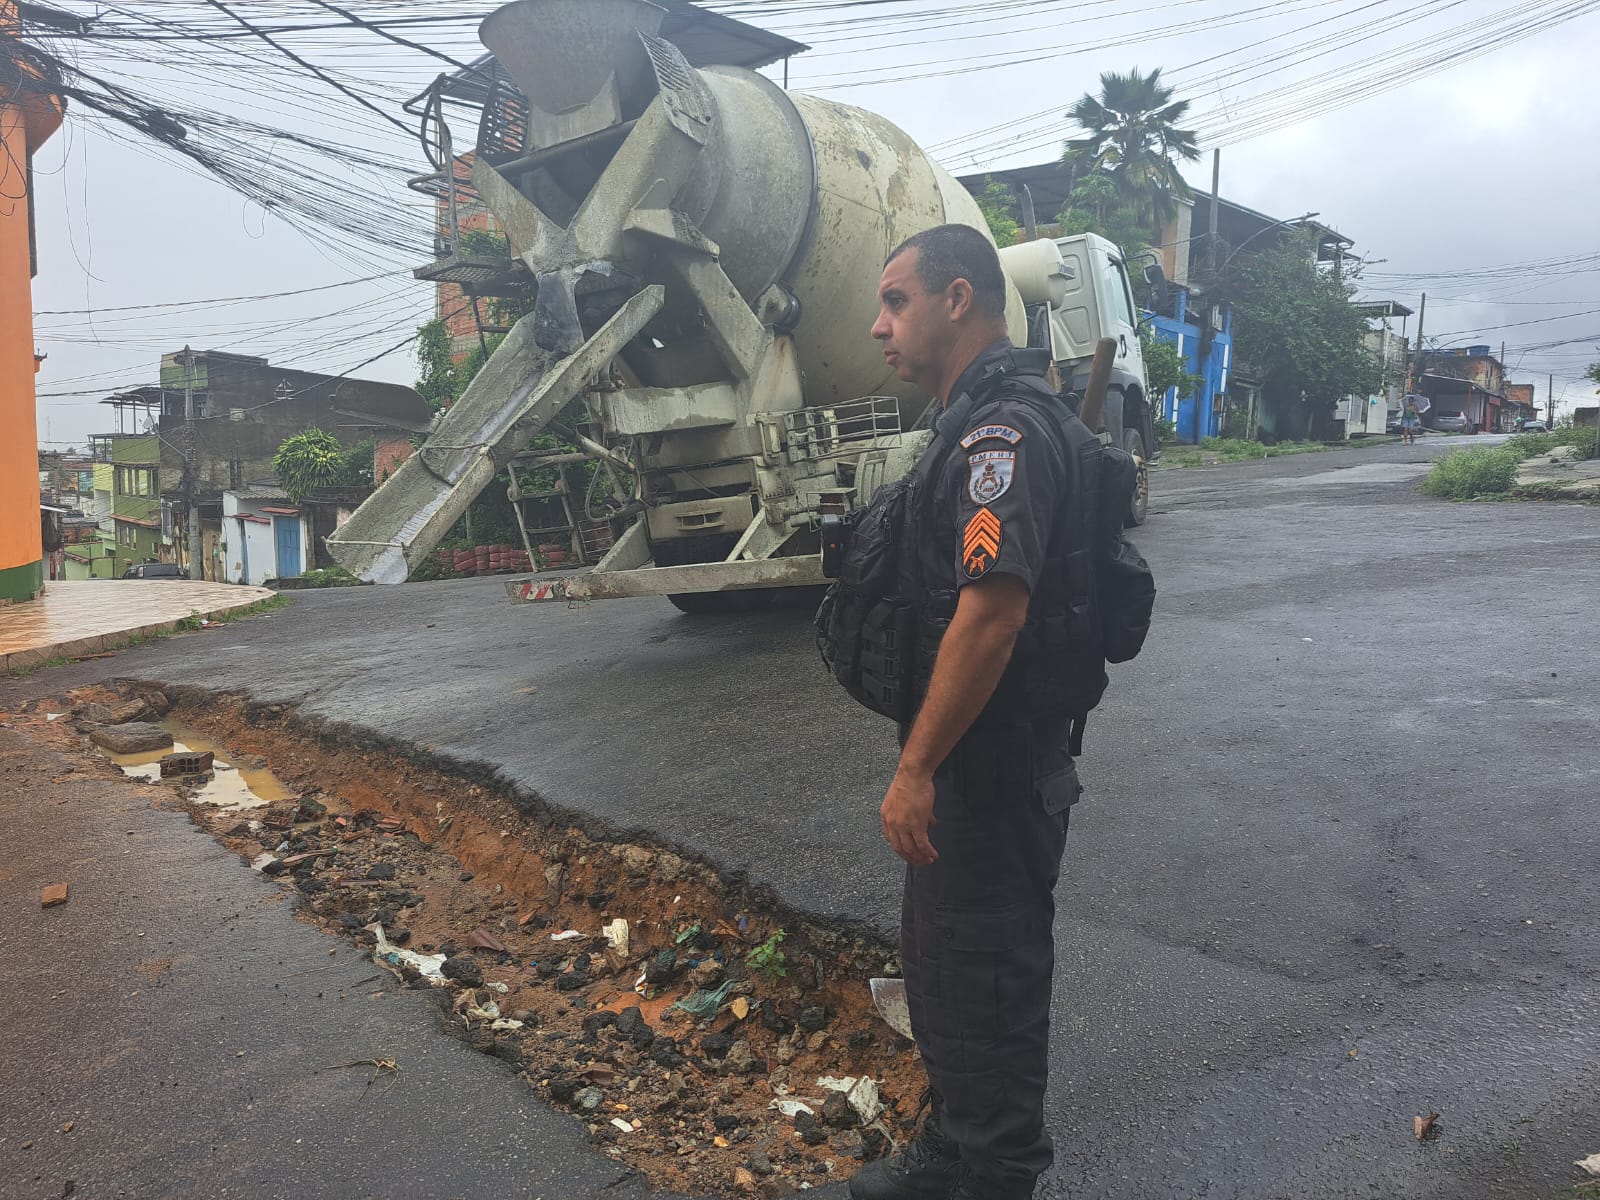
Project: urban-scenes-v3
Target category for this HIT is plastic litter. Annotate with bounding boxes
[670,980,733,1018]
[818,1075,883,1123]
[674,923,702,946]
[602,918,630,957]
[368,923,447,983]
[550,929,586,942]
[610,1118,635,1134]
[1575,1153,1600,1178]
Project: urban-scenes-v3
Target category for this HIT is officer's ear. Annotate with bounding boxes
[945,276,979,324]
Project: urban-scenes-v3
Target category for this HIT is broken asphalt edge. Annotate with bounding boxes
[124,677,900,968]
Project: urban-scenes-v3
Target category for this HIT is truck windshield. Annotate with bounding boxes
[1100,254,1136,327]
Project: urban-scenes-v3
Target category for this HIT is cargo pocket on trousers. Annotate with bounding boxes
[1034,764,1082,816]
[931,908,1034,1117]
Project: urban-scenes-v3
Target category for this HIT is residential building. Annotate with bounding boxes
[1414,346,1507,433]
[97,351,429,579]
[1335,301,1412,438]
[1,0,67,602]
[1503,383,1539,428]
[220,484,371,586]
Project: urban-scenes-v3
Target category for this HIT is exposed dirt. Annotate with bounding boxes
[16,683,927,1199]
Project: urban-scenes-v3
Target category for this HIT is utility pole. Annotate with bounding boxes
[181,346,204,580]
[1548,373,1555,426]
[1208,148,1221,276]
[1407,292,1426,391]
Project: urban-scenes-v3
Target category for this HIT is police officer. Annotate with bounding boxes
[849,224,1083,1200]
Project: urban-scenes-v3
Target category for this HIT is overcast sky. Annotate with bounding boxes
[30,0,1600,449]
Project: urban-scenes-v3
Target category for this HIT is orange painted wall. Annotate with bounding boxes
[0,3,64,598]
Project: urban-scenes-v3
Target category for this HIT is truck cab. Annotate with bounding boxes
[1002,233,1153,525]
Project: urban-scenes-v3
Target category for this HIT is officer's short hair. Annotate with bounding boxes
[886,224,1008,322]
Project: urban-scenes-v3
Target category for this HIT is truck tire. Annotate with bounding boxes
[667,590,773,615]
[1123,427,1150,527]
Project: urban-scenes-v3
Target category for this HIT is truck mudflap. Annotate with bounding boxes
[326,285,665,585]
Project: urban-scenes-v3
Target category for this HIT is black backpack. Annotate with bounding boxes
[816,371,1154,739]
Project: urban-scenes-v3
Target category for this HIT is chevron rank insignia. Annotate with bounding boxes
[967,450,1015,505]
[959,423,1023,449]
[962,507,1003,578]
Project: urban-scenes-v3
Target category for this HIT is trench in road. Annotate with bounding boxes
[33,680,929,1199]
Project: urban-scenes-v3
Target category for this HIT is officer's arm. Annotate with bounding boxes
[881,575,1029,866]
[902,574,1030,772]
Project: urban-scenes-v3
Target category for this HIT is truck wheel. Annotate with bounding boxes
[1123,428,1150,527]
[667,590,773,615]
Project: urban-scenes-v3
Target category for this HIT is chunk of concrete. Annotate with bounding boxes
[90,723,174,754]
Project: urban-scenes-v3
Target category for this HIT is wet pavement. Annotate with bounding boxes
[0,579,276,672]
[4,436,1599,1198]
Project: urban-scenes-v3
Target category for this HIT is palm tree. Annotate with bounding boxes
[1062,67,1200,239]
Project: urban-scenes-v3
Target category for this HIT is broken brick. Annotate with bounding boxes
[40,883,69,908]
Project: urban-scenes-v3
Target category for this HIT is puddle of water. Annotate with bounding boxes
[103,719,295,810]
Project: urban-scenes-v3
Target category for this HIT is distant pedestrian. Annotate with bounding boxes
[1401,398,1421,444]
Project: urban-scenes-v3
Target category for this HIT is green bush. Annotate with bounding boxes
[1504,427,1597,462]
[1419,447,1520,500]
[297,566,362,588]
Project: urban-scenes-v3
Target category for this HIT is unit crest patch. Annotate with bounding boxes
[967,450,1016,505]
[962,507,1003,579]
[959,424,1023,449]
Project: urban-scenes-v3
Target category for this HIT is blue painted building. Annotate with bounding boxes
[1145,287,1233,444]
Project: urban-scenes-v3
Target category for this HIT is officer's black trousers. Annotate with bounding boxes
[901,723,1076,1197]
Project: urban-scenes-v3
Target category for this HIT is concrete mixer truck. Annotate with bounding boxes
[326,0,1156,613]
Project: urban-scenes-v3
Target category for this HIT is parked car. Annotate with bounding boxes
[1432,410,1471,433]
[1386,409,1403,434]
[121,562,189,580]
[1520,419,1549,433]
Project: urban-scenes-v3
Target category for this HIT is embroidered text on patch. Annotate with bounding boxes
[967,450,1016,504]
[959,424,1023,449]
[962,507,1003,578]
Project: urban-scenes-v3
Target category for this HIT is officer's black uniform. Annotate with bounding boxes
[898,337,1082,1199]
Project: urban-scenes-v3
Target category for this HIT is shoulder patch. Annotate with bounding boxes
[962,508,1002,578]
[959,423,1023,449]
[967,449,1015,504]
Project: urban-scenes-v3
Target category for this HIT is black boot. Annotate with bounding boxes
[946,1165,1035,1200]
[848,1093,962,1200]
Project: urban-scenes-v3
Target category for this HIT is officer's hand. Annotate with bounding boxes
[881,769,938,866]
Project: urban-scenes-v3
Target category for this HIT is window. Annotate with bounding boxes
[1099,254,1137,328]
[115,467,154,497]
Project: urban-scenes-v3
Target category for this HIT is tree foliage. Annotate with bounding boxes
[973,178,1020,248]
[272,428,371,501]
[415,319,457,411]
[1224,233,1381,440]
[1056,175,1152,261]
[1585,360,1600,388]
[1062,67,1199,239]
[1140,331,1203,402]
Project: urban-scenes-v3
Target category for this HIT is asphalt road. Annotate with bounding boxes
[6,433,1600,1199]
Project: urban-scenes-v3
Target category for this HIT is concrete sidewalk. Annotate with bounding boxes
[0,580,275,673]
[0,719,699,1200]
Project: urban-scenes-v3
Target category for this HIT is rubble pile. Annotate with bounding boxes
[40,684,926,1198]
